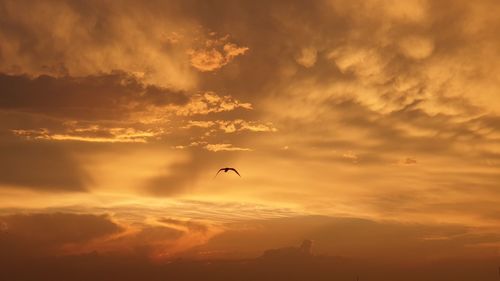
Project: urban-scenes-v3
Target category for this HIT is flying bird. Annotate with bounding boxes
[214,167,241,178]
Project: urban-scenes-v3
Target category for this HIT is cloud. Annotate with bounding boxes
[0,210,216,261]
[11,127,161,143]
[188,34,249,72]
[197,216,500,260]
[98,225,185,258]
[0,208,498,280]
[0,0,200,89]
[184,120,276,133]
[401,157,417,165]
[0,71,215,147]
[341,151,358,163]
[176,92,253,116]
[295,47,317,68]
[204,143,252,152]
[130,0,500,227]
[0,212,122,257]
[398,35,434,60]
[261,239,314,260]
[0,140,91,191]
[0,72,188,121]
[0,72,263,147]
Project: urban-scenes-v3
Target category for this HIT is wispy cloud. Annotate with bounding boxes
[204,143,252,152]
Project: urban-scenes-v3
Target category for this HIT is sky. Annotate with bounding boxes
[1,0,500,279]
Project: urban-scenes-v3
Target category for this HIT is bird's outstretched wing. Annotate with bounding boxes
[214,168,225,179]
[228,168,241,177]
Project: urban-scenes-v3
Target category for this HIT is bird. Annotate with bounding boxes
[214,167,241,178]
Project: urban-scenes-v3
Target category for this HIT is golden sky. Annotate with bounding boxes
[1,0,500,279]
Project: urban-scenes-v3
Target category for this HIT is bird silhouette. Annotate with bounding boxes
[214,167,241,178]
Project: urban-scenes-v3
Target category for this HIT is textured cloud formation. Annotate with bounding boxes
[0,72,188,121]
[0,0,198,89]
[0,210,225,262]
[0,213,122,257]
[184,120,276,134]
[188,35,249,72]
[175,92,252,116]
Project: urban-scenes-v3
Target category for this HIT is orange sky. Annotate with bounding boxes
[1,0,500,279]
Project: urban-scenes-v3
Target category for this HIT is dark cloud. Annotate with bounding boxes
[0,213,499,280]
[261,239,313,260]
[0,0,201,88]
[0,140,91,191]
[0,72,188,121]
[0,212,122,257]
[196,216,500,260]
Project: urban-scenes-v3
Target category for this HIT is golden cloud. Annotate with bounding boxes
[188,35,249,72]
[204,143,252,152]
[175,92,253,116]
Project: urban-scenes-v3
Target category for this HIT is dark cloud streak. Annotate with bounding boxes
[0,72,188,121]
[0,212,122,258]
